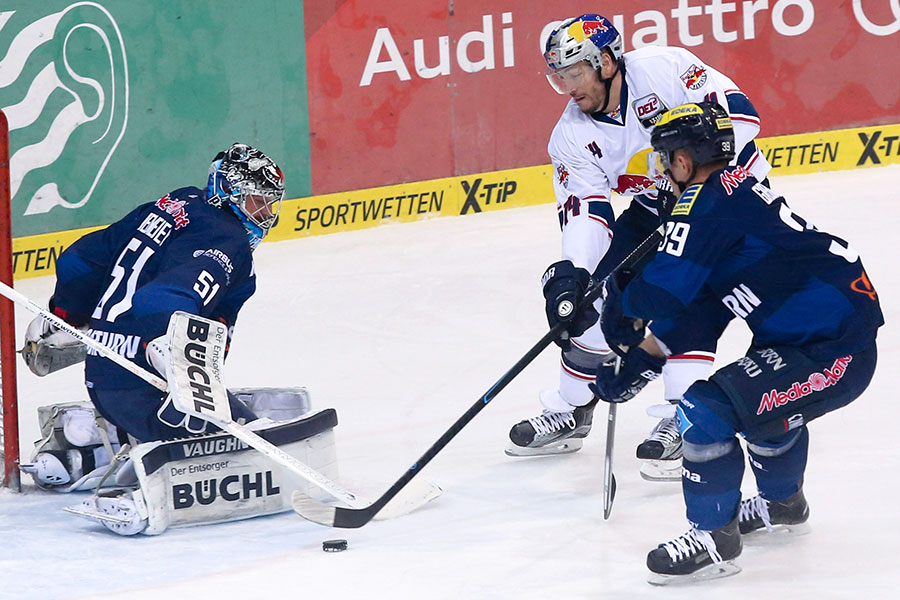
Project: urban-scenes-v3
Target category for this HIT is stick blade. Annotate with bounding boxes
[291,491,338,527]
[373,479,442,520]
[292,479,442,528]
[603,473,617,520]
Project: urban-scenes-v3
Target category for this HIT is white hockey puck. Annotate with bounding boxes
[322,539,348,552]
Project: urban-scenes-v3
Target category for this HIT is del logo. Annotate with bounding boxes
[680,64,708,90]
[720,165,751,195]
[634,94,660,118]
[756,356,853,415]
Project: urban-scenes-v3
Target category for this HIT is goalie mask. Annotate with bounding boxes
[207,143,285,250]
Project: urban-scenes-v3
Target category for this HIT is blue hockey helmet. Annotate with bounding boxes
[544,14,622,93]
[207,143,285,251]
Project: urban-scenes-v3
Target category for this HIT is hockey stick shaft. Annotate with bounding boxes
[293,224,665,528]
[602,359,620,520]
[0,282,365,507]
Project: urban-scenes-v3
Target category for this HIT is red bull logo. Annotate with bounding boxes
[568,19,608,42]
[613,174,653,195]
[680,64,708,90]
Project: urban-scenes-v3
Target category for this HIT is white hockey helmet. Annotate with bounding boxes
[544,15,623,93]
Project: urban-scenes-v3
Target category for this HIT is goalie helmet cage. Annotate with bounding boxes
[1,109,20,491]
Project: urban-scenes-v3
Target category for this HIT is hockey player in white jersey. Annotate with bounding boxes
[506,15,772,480]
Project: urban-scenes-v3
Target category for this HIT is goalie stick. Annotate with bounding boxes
[0,282,437,515]
[292,224,666,528]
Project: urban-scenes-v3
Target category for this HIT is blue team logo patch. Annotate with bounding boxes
[671,184,703,216]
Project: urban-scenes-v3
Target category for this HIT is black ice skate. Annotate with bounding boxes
[647,517,743,585]
[738,488,810,536]
[505,398,598,457]
[636,415,682,482]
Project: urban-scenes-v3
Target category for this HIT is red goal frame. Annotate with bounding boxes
[1,109,21,491]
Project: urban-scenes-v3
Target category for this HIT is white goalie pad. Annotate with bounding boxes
[21,402,122,492]
[123,408,339,535]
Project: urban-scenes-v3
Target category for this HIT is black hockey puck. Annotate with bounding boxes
[322,539,348,552]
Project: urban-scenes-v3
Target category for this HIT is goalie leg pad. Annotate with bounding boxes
[231,387,312,422]
[127,408,339,535]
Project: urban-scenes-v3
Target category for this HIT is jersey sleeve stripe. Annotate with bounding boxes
[560,361,595,381]
[724,91,761,120]
[668,352,716,362]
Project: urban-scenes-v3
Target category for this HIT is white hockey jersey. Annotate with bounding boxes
[549,45,771,271]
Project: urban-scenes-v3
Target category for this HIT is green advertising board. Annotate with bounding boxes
[0,1,310,237]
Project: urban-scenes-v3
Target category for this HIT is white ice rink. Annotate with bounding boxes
[2,166,897,599]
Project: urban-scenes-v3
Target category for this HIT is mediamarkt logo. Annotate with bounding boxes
[756,355,852,415]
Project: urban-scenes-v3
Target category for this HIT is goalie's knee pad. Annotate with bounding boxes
[231,387,312,422]
[24,402,124,491]
[23,446,110,488]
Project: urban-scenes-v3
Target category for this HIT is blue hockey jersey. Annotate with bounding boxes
[52,187,256,390]
[622,167,883,359]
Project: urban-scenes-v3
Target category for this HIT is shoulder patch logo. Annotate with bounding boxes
[680,64,708,90]
[633,94,668,128]
[671,184,703,216]
[556,163,570,188]
[155,194,190,229]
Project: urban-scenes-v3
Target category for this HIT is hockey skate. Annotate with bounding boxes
[65,488,148,536]
[738,488,810,537]
[636,406,682,482]
[505,393,598,457]
[646,517,742,585]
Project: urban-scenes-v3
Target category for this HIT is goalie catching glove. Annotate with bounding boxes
[21,303,87,377]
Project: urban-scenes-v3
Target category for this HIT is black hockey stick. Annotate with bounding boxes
[292,225,665,528]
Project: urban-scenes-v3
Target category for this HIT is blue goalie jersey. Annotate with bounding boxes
[52,187,256,390]
[622,167,883,359]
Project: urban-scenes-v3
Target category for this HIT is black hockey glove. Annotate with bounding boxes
[542,260,599,349]
[599,269,646,356]
[589,346,666,403]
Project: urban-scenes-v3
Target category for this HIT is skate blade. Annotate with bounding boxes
[639,459,682,482]
[743,521,812,540]
[647,560,742,586]
[504,438,584,457]
[63,504,132,525]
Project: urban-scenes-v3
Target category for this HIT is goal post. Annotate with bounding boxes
[0,109,21,492]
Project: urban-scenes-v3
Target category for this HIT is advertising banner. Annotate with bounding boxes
[0,1,310,237]
[305,0,900,194]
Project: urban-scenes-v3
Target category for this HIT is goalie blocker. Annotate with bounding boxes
[68,408,339,535]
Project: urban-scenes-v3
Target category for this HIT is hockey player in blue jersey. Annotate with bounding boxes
[590,102,883,583]
[23,142,285,444]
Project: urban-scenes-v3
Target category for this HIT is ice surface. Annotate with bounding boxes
[2,166,897,599]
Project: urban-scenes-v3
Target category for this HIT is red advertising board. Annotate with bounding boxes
[305,1,900,195]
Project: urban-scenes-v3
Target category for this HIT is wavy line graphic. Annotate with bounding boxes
[0,2,129,216]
